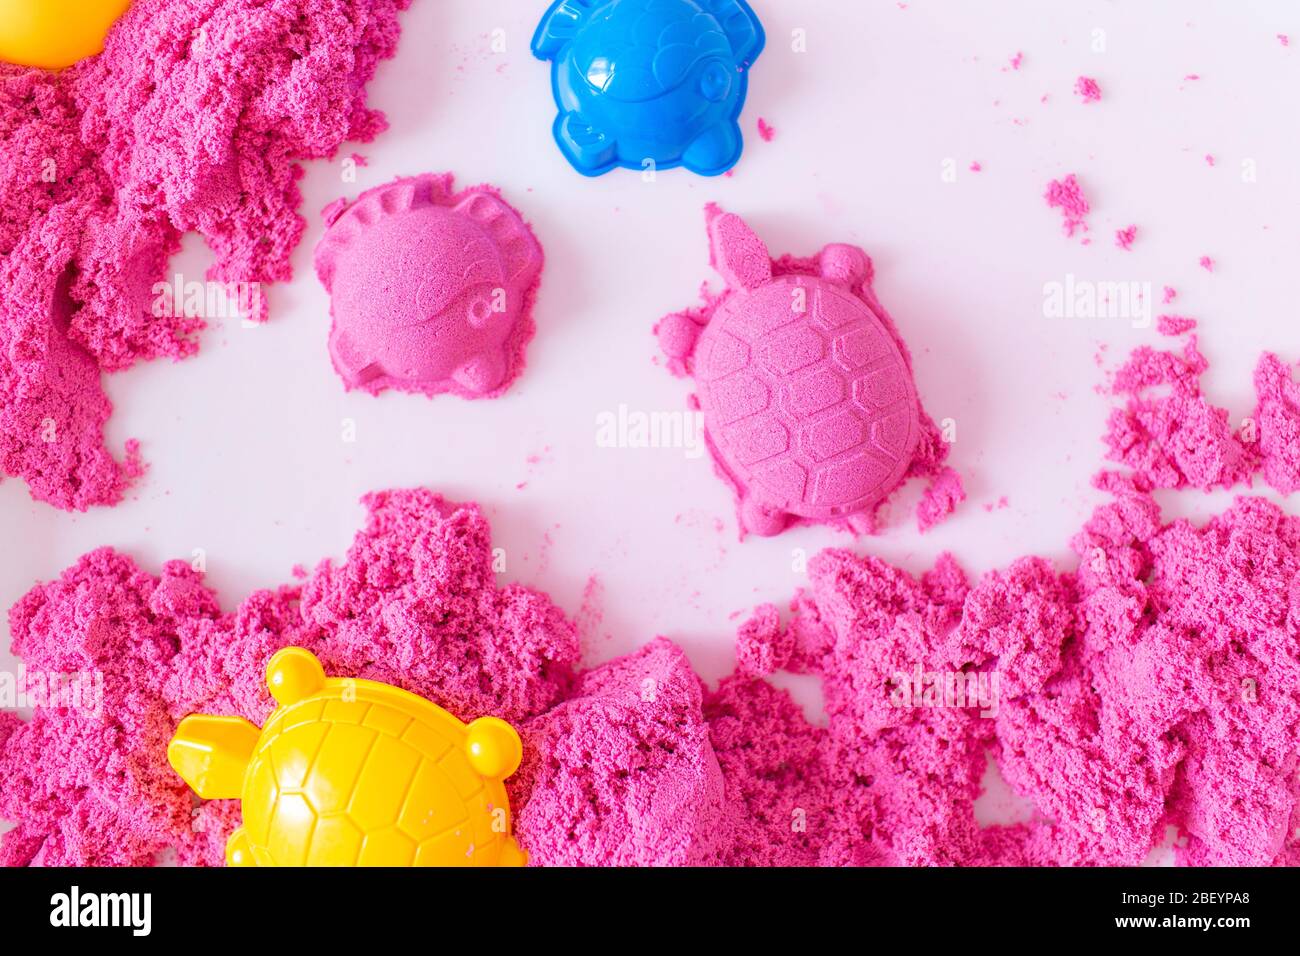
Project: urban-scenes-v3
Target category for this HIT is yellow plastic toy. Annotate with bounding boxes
[168,647,528,867]
[0,0,131,70]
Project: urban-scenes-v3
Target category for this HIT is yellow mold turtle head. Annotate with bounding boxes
[168,647,527,867]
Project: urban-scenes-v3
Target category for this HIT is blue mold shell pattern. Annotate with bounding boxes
[531,0,766,177]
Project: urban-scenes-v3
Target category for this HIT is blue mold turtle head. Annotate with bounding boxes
[532,0,765,177]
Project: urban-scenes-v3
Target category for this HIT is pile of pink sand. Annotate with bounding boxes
[1044,174,1091,239]
[1103,334,1300,495]
[3,0,1300,872]
[4,385,1300,865]
[0,0,410,511]
[1075,76,1103,103]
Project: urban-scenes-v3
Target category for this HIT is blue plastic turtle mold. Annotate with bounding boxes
[531,0,766,177]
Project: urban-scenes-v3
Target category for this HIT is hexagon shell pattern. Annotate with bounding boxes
[694,276,920,519]
[239,685,512,866]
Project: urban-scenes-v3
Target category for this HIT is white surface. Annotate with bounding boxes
[2,2,1298,842]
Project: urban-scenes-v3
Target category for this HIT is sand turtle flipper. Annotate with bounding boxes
[820,243,871,288]
[329,329,389,390]
[656,311,705,363]
[454,352,508,395]
[740,494,790,538]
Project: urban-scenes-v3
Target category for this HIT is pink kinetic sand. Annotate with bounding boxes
[514,637,731,866]
[1044,174,1090,239]
[3,6,1299,874]
[1115,225,1137,250]
[733,604,790,679]
[0,491,580,866]
[0,0,410,511]
[917,467,967,533]
[1103,336,1257,491]
[1253,353,1300,494]
[6,461,1300,866]
[1074,76,1103,102]
[756,117,776,142]
[314,174,543,399]
[655,206,958,537]
[6,328,1300,871]
[1157,314,1197,337]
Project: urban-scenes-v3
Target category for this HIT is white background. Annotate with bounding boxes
[3,0,1298,847]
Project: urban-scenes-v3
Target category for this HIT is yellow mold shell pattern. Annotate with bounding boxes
[168,647,527,867]
[0,1,132,70]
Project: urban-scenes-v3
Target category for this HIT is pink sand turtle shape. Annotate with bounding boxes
[314,174,544,399]
[658,210,921,536]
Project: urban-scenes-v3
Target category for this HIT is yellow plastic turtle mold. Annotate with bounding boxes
[168,647,528,867]
[0,1,132,70]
